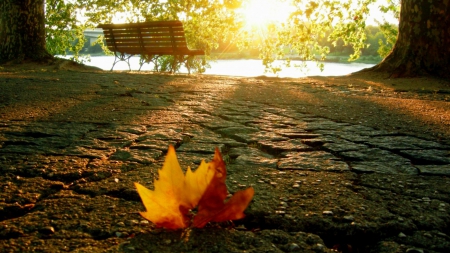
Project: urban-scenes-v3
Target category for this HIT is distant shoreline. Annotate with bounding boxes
[67,52,382,65]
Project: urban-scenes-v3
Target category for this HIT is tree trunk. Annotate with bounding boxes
[371,0,450,78]
[0,0,52,63]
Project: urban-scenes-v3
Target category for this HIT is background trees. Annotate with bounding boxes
[1,0,448,78]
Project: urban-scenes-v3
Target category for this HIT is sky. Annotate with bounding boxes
[367,1,398,25]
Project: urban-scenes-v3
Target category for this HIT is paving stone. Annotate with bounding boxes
[175,151,216,168]
[0,126,88,155]
[0,140,48,155]
[364,136,443,150]
[276,131,322,139]
[228,147,273,159]
[139,109,192,124]
[338,148,418,174]
[335,133,372,143]
[184,113,212,124]
[135,127,183,142]
[200,118,240,129]
[74,138,120,150]
[230,147,278,169]
[84,129,139,141]
[109,149,162,164]
[358,130,399,137]
[258,112,292,122]
[262,108,289,116]
[254,122,308,132]
[304,121,350,131]
[281,111,310,119]
[301,138,327,148]
[218,104,255,113]
[63,146,111,159]
[277,151,350,172]
[398,149,450,165]
[248,131,289,142]
[300,117,329,122]
[176,142,225,154]
[341,125,377,132]
[216,126,260,143]
[351,162,418,174]
[258,139,313,153]
[339,148,410,163]
[98,139,134,149]
[332,125,396,137]
[322,141,368,153]
[416,165,450,176]
[187,135,245,147]
[220,113,255,124]
[234,154,278,169]
[130,139,178,151]
[115,125,148,135]
[228,100,262,108]
[182,127,222,139]
[1,122,96,139]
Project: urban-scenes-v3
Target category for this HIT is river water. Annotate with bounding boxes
[83,56,375,78]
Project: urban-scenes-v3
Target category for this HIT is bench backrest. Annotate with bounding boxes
[97,21,193,55]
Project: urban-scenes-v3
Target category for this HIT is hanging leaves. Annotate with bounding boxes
[135,145,254,230]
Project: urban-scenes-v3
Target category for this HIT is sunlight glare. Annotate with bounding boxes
[240,0,294,28]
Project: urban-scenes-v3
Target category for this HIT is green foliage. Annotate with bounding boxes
[376,0,400,57]
[377,22,398,57]
[45,0,239,72]
[44,0,399,73]
[234,0,391,71]
[45,1,79,56]
[155,56,179,72]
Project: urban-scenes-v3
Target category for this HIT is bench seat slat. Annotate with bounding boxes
[97,20,205,72]
[98,20,184,29]
[103,29,185,36]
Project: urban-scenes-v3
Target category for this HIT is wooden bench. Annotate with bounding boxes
[97,21,205,73]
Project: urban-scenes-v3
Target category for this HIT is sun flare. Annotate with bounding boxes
[239,0,294,28]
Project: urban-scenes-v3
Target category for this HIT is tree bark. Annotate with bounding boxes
[0,0,52,63]
[370,0,450,78]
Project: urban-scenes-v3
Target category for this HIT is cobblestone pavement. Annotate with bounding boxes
[0,72,449,252]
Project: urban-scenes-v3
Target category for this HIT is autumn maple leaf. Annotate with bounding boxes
[135,145,254,229]
[193,148,255,228]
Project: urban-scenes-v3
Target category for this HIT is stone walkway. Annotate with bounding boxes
[0,72,449,252]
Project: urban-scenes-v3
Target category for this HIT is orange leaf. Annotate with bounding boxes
[135,146,254,229]
[135,145,215,229]
[193,148,254,228]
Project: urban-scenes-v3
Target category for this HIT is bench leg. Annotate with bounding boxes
[111,54,120,71]
[186,56,194,74]
[111,53,132,71]
[171,58,177,73]
[138,57,145,71]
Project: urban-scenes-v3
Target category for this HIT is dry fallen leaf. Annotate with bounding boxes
[135,145,214,229]
[193,148,255,228]
[135,145,254,229]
